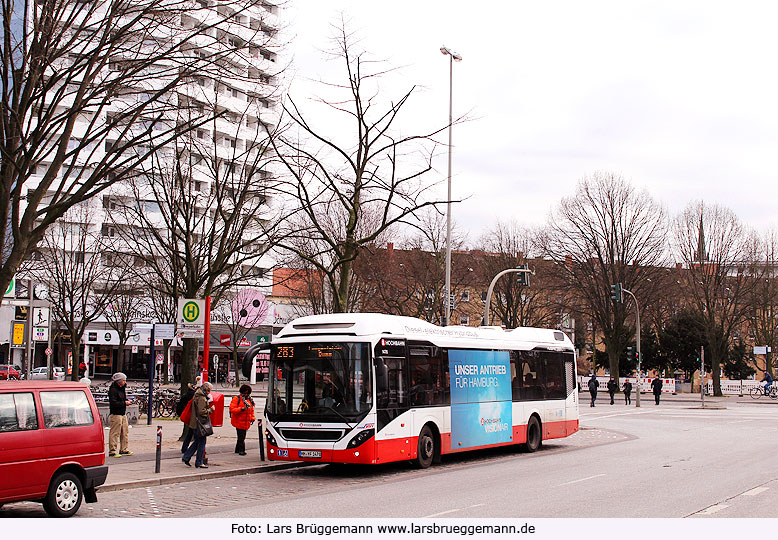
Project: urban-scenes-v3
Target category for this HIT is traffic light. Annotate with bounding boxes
[610,283,623,303]
[517,264,530,286]
[626,346,633,361]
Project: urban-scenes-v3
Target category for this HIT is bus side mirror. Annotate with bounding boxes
[242,342,271,379]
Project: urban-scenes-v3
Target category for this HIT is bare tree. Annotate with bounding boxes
[0,0,278,296]
[748,229,778,376]
[146,283,178,384]
[270,25,449,314]
[675,202,764,395]
[114,108,280,389]
[32,202,124,379]
[477,221,557,329]
[103,274,147,372]
[538,172,670,383]
[354,209,469,322]
[218,287,268,387]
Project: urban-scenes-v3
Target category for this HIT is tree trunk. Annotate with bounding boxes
[232,347,240,388]
[71,335,82,381]
[607,347,620,387]
[180,338,198,392]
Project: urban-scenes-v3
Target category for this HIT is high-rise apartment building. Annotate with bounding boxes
[1,0,282,378]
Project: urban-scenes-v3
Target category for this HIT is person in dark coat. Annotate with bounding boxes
[182,382,214,468]
[108,372,132,457]
[177,382,197,453]
[651,376,663,405]
[607,377,618,405]
[587,374,598,407]
[623,380,633,405]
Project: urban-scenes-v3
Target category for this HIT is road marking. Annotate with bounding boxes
[558,474,606,486]
[582,411,655,420]
[424,503,485,518]
[742,487,769,497]
[697,504,729,515]
[424,509,461,518]
[146,487,161,517]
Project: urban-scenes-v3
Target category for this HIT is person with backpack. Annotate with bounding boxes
[623,380,633,405]
[229,384,256,456]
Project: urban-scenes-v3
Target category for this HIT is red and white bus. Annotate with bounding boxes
[257,313,579,468]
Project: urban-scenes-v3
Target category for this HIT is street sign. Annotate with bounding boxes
[45,347,53,357]
[32,307,49,327]
[155,352,164,364]
[10,321,25,347]
[132,345,139,353]
[154,323,175,340]
[754,346,772,355]
[4,276,15,297]
[177,298,205,338]
[33,327,48,342]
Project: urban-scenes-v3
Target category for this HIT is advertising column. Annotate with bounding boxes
[449,350,512,449]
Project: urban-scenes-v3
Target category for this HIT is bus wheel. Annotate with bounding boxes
[414,425,436,468]
[524,416,542,453]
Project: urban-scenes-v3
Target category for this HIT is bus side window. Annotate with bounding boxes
[409,346,445,407]
[376,356,408,409]
[510,351,522,401]
[542,352,566,399]
[519,351,544,400]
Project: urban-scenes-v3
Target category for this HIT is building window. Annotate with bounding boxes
[461,289,470,302]
[459,315,469,326]
[481,291,487,302]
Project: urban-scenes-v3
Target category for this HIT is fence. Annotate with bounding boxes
[705,379,760,395]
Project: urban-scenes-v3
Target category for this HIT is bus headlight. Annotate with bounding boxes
[346,429,374,449]
[265,429,277,446]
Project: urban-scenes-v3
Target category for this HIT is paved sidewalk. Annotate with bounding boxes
[100,384,307,492]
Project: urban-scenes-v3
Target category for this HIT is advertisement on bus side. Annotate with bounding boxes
[449,350,512,449]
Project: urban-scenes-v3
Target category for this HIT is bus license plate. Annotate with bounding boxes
[299,450,322,459]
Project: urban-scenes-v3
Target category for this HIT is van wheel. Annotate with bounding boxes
[43,472,83,518]
[414,425,435,469]
[525,416,542,453]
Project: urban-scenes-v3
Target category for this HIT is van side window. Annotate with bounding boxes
[0,393,38,432]
[40,391,94,428]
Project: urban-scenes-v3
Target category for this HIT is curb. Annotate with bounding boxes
[100,461,312,492]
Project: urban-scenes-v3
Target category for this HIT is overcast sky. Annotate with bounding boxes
[282,1,778,242]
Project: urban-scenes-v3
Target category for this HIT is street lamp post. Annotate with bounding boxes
[483,267,533,326]
[440,46,461,326]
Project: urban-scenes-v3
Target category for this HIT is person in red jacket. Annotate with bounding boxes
[229,384,255,456]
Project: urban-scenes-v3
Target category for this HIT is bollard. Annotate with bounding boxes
[258,419,265,462]
[155,426,162,473]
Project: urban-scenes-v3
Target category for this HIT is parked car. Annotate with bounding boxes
[0,381,108,517]
[0,365,20,380]
[30,367,66,381]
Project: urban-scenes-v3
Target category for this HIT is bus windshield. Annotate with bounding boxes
[268,342,372,421]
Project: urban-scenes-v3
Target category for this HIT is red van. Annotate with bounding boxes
[0,381,108,517]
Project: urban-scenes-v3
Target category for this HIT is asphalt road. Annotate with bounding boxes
[3,399,778,518]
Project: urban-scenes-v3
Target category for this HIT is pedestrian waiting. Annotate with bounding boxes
[623,380,632,405]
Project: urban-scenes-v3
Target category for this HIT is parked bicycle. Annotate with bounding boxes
[750,384,777,399]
